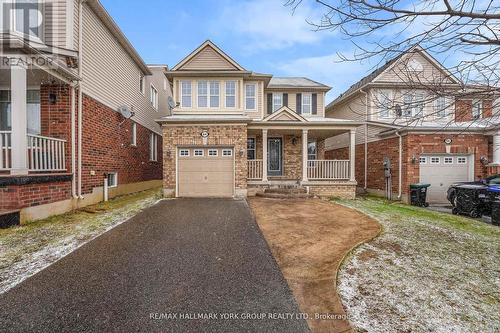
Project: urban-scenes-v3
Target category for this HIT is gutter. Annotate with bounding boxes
[396,131,403,200]
[360,88,368,190]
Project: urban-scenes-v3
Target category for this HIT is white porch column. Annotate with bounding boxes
[10,65,28,175]
[302,129,308,182]
[262,129,268,182]
[349,129,356,182]
[493,132,500,165]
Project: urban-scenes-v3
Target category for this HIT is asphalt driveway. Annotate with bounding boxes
[0,199,309,333]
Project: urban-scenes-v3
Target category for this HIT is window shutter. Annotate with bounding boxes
[312,94,318,115]
[283,93,288,107]
[296,93,302,114]
[267,93,272,114]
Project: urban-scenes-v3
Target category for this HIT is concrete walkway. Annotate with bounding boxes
[0,199,309,333]
[249,198,381,333]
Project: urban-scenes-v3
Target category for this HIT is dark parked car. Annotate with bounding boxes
[447,174,500,217]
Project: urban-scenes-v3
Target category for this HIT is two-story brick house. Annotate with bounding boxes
[325,46,499,203]
[0,0,169,225]
[158,40,361,199]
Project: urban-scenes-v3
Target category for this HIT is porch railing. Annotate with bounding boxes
[307,160,350,180]
[247,159,263,180]
[28,134,67,172]
[0,131,11,170]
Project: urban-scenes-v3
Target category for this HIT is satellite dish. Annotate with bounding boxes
[167,96,176,111]
[118,105,134,119]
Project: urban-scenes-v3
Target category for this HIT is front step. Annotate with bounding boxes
[264,187,308,194]
[256,192,314,199]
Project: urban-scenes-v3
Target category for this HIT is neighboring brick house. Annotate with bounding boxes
[157,40,360,199]
[324,46,500,204]
[0,0,169,225]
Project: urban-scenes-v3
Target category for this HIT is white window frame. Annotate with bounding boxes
[247,137,256,160]
[197,80,208,108]
[272,93,283,112]
[179,149,190,157]
[140,76,145,95]
[222,149,233,157]
[457,157,467,164]
[208,149,218,157]
[209,81,220,108]
[180,80,192,108]
[245,83,257,111]
[131,122,137,146]
[149,133,158,161]
[430,157,441,164]
[307,139,317,161]
[107,172,118,188]
[414,92,425,118]
[150,84,159,110]
[403,92,413,118]
[194,149,204,157]
[419,157,427,164]
[225,81,236,108]
[379,90,391,118]
[302,93,312,115]
[472,100,482,120]
[9,1,44,42]
[163,78,167,91]
[444,157,453,164]
[435,97,447,118]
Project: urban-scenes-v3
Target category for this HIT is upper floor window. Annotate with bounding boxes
[379,90,391,118]
[472,100,482,120]
[181,81,192,108]
[402,91,424,118]
[225,81,236,108]
[272,93,283,112]
[245,84,256,110]
[163,78,167,91]
[140,77,145,95]
[302,94,312,115]
[197,81,208,108]
[150,85,158,110]
[414,93,424,118]
[3,0,43,41]
[209,81,220,108]
[435,97,447,118]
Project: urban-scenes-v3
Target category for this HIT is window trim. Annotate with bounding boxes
[179,149,190,157]
[457,157,468,164]
[302,93,312,115]
[140,76,145,95]
[435,96,447,118]
[272,93,283,112]
[180,80,192,108]
[208,149,218,157]
[379,90,392,118]
[149,133,158,162]
[107,172,118,188]
[472,100,483,120]
[194,149,204,157]
[247,137,256,160]
[307,139,317,161]
[245,83,257,111]
[131,122,137,146]
[419,157,427,164]
[430,157,441,164]
[150,84,159,110]
[225,80,237,109]
[209,80,220,108]
[444,157,454,164]
[222,149,233,157]
[197,80,208,108]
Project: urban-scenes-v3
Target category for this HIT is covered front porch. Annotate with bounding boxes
[0,65,74,176]
[245,109,359,197]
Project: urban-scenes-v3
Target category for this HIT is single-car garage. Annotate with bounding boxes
[177,147,234,197]
[419,154,474,204]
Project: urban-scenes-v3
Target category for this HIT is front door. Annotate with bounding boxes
[268,138,282,176]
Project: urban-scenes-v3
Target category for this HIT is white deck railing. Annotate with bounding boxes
[307,160,350,180]
[247,159,263,180]
[0,131,11,170]
[28,134,67,172]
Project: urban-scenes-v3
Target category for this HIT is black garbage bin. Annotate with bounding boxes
[451,184,490,218]
[488,186,500,226]
[410,184,430,207]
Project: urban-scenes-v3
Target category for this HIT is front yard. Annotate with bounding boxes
[0,188,163,294]
[335,196,500,333]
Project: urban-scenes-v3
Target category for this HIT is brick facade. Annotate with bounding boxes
[0,180,71,210]
[326,133,490,198]
[162,125,247,196]
[80,94,163,194]
[455,99,494,122]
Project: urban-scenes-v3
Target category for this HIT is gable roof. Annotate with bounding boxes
[172,40,246,71]
[327,45,461,108]
[268,77,331,91]
[262,106,308,122]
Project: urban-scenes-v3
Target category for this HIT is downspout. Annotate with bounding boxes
[70,84,77,198]
[77,0,84,199]
[360,89,368,190]
[396,131,403,200]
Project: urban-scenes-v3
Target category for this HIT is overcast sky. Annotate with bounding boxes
[100,0,461,104]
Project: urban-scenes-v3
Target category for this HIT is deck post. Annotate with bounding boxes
[349,129,356,182]
[10,65,29,175]
[302,129,308,182]
[262,129,268,182]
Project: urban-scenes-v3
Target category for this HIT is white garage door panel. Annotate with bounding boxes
[178,148,234,198]
[420,155,472,204]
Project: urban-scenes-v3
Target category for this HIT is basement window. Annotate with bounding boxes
[107,173,118,188]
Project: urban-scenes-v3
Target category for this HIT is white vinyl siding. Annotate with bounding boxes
[225,81,236,108]
[180,46,239,71]
[197,81,208,108]
[149,133,158,161]
[181,80,192,108]
[245,83,256,110]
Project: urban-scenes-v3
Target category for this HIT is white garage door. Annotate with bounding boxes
[177,147,234,198]
[420,154,473,204]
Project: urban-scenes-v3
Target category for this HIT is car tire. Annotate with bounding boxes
[470,209,482,218]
